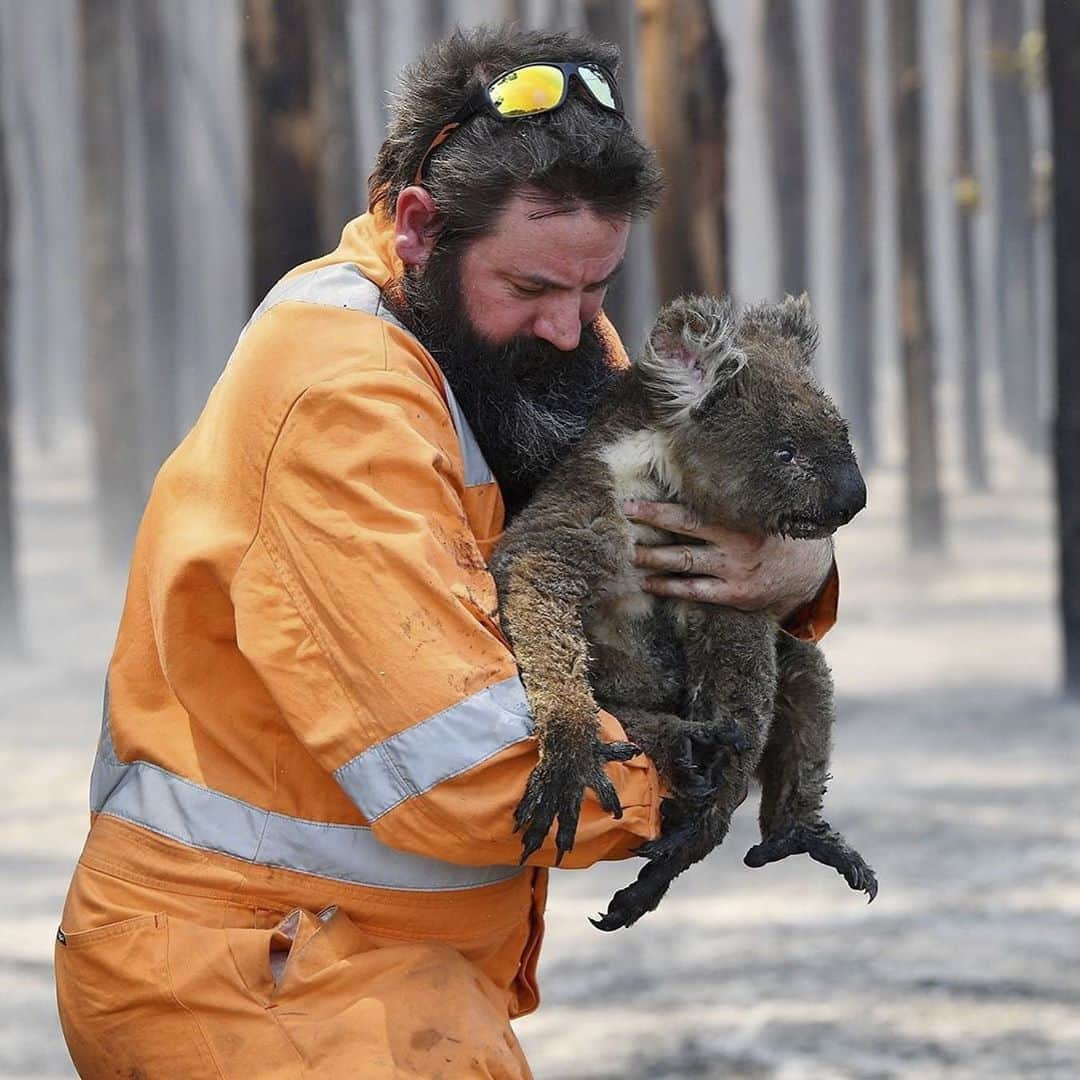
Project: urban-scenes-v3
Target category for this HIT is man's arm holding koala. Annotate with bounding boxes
[234,360,661,871]
[623,499,839,639]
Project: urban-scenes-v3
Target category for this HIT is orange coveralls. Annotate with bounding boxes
[55,208,837,1079]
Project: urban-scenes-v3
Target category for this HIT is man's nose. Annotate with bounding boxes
[532,297,583,352]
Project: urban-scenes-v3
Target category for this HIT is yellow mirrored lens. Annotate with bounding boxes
[489,65,565,116]
[579,65,616,109]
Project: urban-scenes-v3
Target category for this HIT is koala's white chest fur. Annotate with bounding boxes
[587,429,684,648]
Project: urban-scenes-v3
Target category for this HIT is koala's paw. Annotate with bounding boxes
[744,820,878,902]
[590,857,676,932]
[514,738,641,865]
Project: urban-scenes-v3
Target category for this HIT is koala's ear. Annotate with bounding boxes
[637,294,746,419]
[742,292,820,367]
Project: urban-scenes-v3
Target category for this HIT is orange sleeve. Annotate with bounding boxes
[780,559,840,643]
[235,366,659,869]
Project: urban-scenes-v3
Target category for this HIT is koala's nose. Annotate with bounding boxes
[834,463,867,524]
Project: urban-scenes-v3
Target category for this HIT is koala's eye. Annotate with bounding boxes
[774,446,796,464]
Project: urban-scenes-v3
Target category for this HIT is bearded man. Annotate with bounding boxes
[55,26,837,1079]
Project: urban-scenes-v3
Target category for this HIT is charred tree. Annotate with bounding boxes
[0,44,18,652]
[1046,0,1080,696]
[309,0,359,250]
[637,0,728,304]
[131,0,181,472]
[79,0,145,562]
[891,0,945,551]
[955,0,989,490]
[244,0,319,305]
[828,0,875,469]
[763,0,808,295]
[1019,9,1052,452]
[581,0,654,348]
[989,0,1037,447]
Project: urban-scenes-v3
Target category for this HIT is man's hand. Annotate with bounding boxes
[623,500,834,620]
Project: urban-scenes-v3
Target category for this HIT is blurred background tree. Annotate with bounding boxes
[0,10,16,653]
[828,0,875,469]
[891,0,945,552]
[1046,0,1080,697]
[762,0,807,298]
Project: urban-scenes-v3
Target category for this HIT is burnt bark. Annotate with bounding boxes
[131,0,180,471]
[79,0,145,562]
[891,0,945,551]
[989,0,1038,447]
[828,0,875,469]
[310,0,359,250]
[955,0,990,490]
[637,0,728,304]
[763,0,808,295]
[244,0,319,305]
[1046,0,1080,696]
[0,35,18,652]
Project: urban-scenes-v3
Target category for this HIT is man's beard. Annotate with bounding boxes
[393,244,620,516]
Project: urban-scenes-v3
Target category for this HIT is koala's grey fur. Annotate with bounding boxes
[490,294,876,931]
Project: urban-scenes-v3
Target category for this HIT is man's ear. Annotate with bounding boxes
[636,294,746,420]
[394,186,442,268]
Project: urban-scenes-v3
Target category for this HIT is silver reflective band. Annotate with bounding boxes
[336,676,535,822]
[240,263,494,487]
[91,686,524,892]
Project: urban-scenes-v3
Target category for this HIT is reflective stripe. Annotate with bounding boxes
[241,264,494,487]
[336,676,535,821]
[91,683,523,891]
[441,378,495,487]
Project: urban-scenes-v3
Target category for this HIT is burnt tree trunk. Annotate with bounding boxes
[310,0,359,250]
[1046,0,1080,696]
[80,0,145,562]
[763,0,808,295]
[891,0,945,551]
[131,0,180,472]
[989,0,1037,447]
[582,0,656,349]
[828,0,875,469]
[955,0,990,490]
[0,39,18,653]
[638,0,728,304]
[244,0,319,305]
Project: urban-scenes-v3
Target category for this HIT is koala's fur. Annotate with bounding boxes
[490,294,876,931]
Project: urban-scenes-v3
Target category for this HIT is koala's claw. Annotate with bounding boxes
[744,821,878,902]
[590,858,676,932]
[514,739,641,865]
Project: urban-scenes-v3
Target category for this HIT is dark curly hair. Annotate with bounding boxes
[367,25,663,241]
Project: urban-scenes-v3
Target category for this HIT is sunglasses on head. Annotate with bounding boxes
[412,61,624,185]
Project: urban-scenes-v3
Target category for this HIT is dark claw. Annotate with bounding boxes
[590,859,676,931]
[744,821,878,902]
[692,724,750,755]
[600,740,642,763]
[514,738,641,863]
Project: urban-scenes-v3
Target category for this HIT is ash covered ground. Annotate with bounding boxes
[1,433,1076,1079]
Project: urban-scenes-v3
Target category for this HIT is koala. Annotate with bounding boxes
[490,293,876,932]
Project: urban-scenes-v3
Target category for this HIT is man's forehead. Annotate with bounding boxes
[482,194,629,284]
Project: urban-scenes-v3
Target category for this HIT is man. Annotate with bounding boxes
[55,26,837,1079]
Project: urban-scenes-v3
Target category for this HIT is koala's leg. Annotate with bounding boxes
[592,610,777,931]
[657,607,777,846]
[494,550,639,864]
[744,633,877,900]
